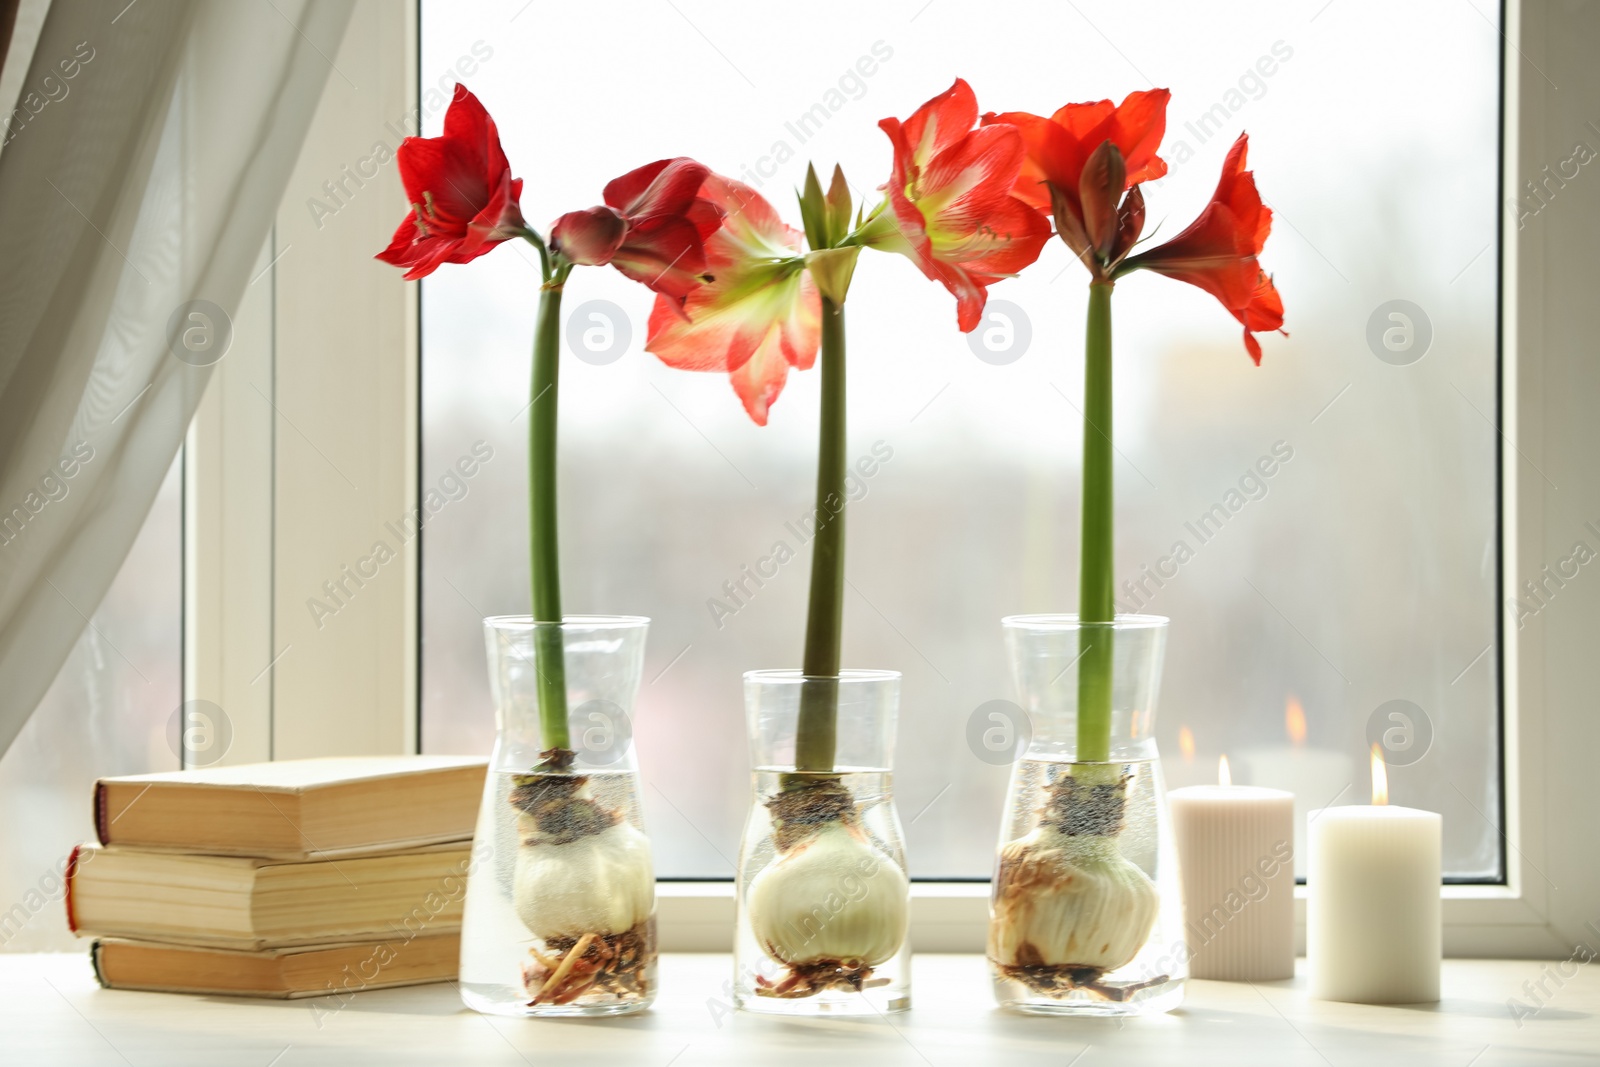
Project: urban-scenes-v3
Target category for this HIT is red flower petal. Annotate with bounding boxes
[933,257,990,333]
[442,84,503,181]
[876,118,941,283]
[729,330,798,425]
[377,215,456,281]
[899,79,981,173]
[701,173,789,255]
[1209,134,1271,254]
[1107,88,1170,184]
[947,194,1053,281]
[685,197,725,242]
[610,214,709,308]
[603,157,711,219]
[648,292,766,373]
[459,170,524,256]
[1047,98,1116,142]
[916,125,1029,232]
[983,110,1084,214]
[1241,267,1284,332]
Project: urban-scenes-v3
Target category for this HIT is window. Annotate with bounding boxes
[0,456,182,951]
[416,0,1503,881]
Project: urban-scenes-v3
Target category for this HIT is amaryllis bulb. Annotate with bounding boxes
[747,821,909,967]
[989,828,1158,972]
[513,816,654,940]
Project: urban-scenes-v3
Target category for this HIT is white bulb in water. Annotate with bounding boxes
[747,821,909,967]
[989,828,1158,972]
[513,816,654,940]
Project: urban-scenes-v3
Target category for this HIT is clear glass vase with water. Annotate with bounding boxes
[732,669,912,1015]
[989,614,1186,1015]
[459,615,656,1017]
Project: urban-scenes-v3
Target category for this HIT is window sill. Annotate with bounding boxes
[7,952,1595,1063]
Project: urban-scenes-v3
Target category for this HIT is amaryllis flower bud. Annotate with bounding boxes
[1078,140,1127,260]
[549,205,628,266]
[558,158,725,311]
[376,85,526,280]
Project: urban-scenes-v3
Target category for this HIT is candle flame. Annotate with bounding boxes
[1286,696,1308,746]
[1219,754,1231,787]
[1178,726,1196,763]
[1371,743,1388,806]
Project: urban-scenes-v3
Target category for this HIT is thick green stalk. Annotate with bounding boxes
[1077,282,1115,763]
[795,297,847,773]
[530,280,569,752]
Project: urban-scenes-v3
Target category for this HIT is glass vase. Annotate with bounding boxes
[733,670,912,1015]
[988,614,1186,1015]
[459,615,657,1017]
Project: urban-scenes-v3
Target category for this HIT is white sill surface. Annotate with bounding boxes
[2,952,1595,1066]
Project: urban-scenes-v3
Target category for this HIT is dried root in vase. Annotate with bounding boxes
[746,778,908,998]
[509,759,656,1004]
[521,919,657,1006]
[989,770,1166,1000]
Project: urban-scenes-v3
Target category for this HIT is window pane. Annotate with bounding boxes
[0,456,181,950]
[421,0,1501,879]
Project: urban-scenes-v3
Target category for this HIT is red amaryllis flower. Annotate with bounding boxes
[376,85,526,280]
[1118,133,1285,364]
[646,174,821,425]
[984,90,1170,212]
[551,158,724,311]
[983,89,1169,277]
[867,79,1050,331]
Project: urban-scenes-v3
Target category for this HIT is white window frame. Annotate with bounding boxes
[184,0,1596,956]
[186,0,419,768]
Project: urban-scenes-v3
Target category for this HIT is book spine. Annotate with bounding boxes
[64,844,84,933]
[88,940,106,988]
[93,780,109,845]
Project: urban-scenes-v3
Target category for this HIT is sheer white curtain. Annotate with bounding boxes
[0,0,353,756]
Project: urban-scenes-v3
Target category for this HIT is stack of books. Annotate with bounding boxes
[66,756,486,999]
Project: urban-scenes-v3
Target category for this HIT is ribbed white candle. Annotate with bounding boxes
[1169,784,1295,980]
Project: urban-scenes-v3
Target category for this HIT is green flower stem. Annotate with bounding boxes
[795,296,848,773]
[530,275,569,753]
[1077,281,1116,764]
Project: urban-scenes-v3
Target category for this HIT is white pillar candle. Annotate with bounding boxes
[1308,749,1441,1004]
[1169,758,1295,980]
